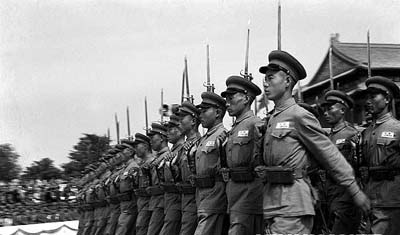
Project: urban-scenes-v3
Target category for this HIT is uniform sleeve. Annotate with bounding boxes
[253,118,265,167]
[295,111,360,197]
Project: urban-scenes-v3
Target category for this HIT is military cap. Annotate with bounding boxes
[133,133,151,146]
[221,75,261,98]
[115,144,128,151]
[107,148,120,155]
[148,122,168,137]
[298,103,319,118]
[177,101,200,118]
[167,114,181,128]
[121,139,135,148]
[197,92,226,110]
[259,50,307,82]
[365,76,400,98]
[321,90,354,109]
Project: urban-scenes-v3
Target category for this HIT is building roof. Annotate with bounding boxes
[304,34,400,91]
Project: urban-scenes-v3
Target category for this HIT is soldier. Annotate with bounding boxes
[145,122,169,235]
[258,50,370,234]
[134,133,154,235]
[321,90,362,234]
[194,92,228,235]
[81,164,99,235]
[91,156,112,235]
[176,101,201,235]
[159,114,185,234]
[361,76,400,235]
[220,75,264,235]
[115,139,141,235]
[104,147,129,235]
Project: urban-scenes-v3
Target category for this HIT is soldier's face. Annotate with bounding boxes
[179,115,195,134]
[150,134,163,151]
[225,93,247,117]
[167,126,183,144]
[199,107,217,129]
[365,91,389,115]
[135,143,147,158]
[323,103,344,125]
[122,147,134,157]
[263,70,289,101]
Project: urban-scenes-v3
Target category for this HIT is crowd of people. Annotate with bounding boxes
[0,180,80,226]
[74,50,400,235]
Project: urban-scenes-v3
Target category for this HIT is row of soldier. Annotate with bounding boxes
[76,50,399,235]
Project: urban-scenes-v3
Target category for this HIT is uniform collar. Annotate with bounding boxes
[273,97,296,116]
[331,120,347,134]
[375,112,392,125]
[233,110,253,127]
[205,122,224,137]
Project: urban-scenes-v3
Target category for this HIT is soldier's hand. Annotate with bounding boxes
[352,190,371,214]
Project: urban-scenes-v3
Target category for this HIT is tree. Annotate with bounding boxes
[62,134,110,178]
[0,144,22,182]
[22,158,63,180]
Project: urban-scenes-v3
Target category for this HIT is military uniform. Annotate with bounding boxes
[259,50,365,234]
[134,133,154,235]
[177,101,202,235]
[115,141,141,235]
[321,90,362,234]
[221,76,264,235]
[362,76,400,235]
[146,123,170,235]
[159,115,184,235]
[194,92,228,235]
[104,149,127,235]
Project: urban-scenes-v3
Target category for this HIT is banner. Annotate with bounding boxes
[0,221,78,235]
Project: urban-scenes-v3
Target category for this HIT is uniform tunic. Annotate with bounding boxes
[225,110,264,215]
[263,98,360,218]
[362,112,400,208]
[195,122,227,213]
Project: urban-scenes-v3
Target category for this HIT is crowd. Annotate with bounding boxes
[0,180,80,226]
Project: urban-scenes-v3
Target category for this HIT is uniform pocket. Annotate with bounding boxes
[232,137,252,145]
[271,129,292,139]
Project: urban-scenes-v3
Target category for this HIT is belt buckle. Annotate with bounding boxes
[220,168,230,183]
[188,175,195,186]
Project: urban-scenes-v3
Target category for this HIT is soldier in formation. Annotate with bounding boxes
[75,46,400,235]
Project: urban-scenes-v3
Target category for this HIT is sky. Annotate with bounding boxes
[1,0,400,168]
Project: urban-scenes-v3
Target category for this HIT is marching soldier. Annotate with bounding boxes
[159,114,185,234]
[115,139,140,235]
[91,158,110,235]
[177,101,201,235]
[145,122,169,235]
[194,92,228,235]
[134,133,154,235]
[258,50,370,234]
[104,147,129,235]
[220,75,264,235]
[321,90,362,234]
[81,163,99,235]
[361,76,400,235]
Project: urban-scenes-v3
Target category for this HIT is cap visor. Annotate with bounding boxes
[221,89,237,97]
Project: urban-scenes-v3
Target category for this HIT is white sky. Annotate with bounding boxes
[1,0,400,168]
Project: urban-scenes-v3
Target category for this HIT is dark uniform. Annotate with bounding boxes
[104,149,128,235]
[322,90,362,234]
[361,76,400,235]
[90,161,110,235]
[146,123,170,235]
[194,92,228,235]
[221,76,264,235]
[177,101,201,235]
[258,50,367,234]
[115,140,141,235]
[159,115,184,235]
[134,133,154,235]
